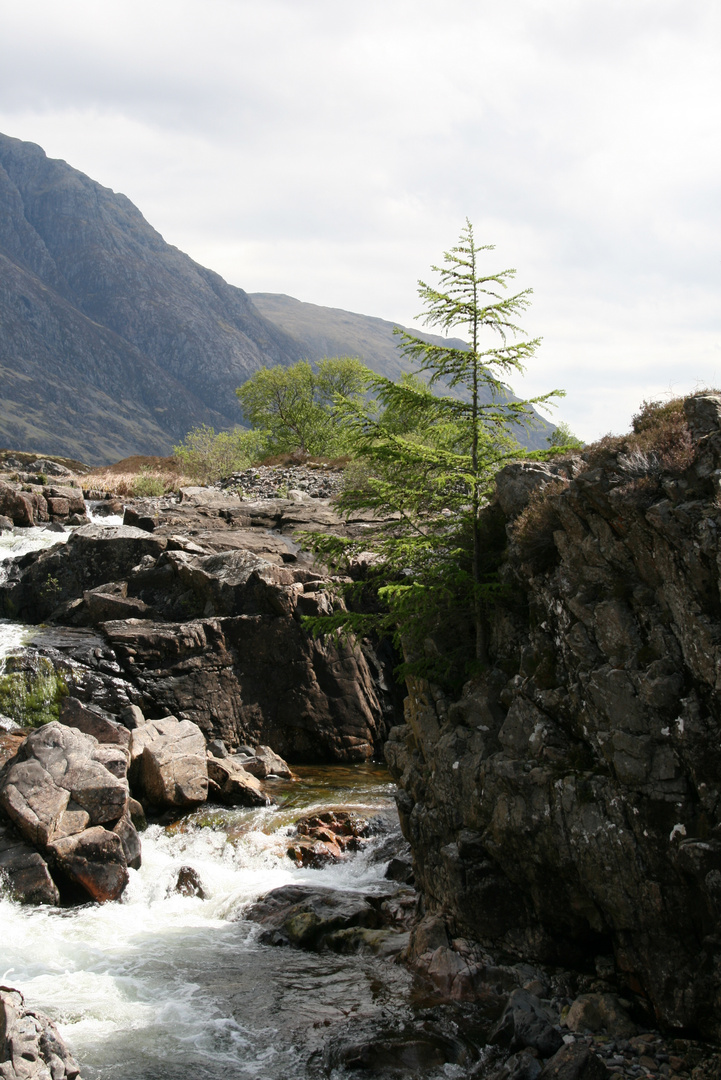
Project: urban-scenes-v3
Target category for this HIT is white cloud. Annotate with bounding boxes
[0,0,719,441]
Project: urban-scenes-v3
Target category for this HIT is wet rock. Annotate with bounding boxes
[385,855,414,884]
[206,756,272,807]
[174,865,205,899]
[490,990,563,1057]
[0,985,81,1080]
[245,884,383,949]
[286,809,371,866]
[48,825,128,903]
[322,1021,474,1074]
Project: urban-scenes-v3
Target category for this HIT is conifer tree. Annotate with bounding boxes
[308,221,562,675]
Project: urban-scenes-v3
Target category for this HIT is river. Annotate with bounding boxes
[0,522,488,1079]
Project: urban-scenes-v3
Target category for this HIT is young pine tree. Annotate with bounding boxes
[308,220,563,677]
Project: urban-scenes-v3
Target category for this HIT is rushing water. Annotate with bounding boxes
[1,768,422,1080]
[0,523,489,1079]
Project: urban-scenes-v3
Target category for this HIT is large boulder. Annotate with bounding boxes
[130,716,208,808]
[0,722,135,902]
[206,756,272,807]
[0,986,81,1080]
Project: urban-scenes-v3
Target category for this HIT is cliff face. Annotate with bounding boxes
[386,394,721,1037]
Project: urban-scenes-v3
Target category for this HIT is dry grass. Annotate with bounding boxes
[85,465,194,497]
[511,479,568,572]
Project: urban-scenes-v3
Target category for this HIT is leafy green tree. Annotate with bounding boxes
[547,420,584,450]
[235,356,369,456]
[308,220,562,673]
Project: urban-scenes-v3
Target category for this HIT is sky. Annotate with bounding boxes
[0,0,719,441]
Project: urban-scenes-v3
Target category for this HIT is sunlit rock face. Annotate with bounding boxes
[387,395,721,1038]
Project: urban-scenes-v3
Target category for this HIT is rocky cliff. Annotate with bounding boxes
[386,394,721,1038]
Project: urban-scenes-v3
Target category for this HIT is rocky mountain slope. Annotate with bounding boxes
[0,132,553,463]
[0,132,305,462]
[386,394,721,1040]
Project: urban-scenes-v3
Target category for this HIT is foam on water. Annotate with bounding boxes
[1,781,410,1080]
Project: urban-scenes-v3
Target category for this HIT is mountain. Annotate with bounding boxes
[0,133,304,462]
[0,133,553,462]
[251,293,554,450]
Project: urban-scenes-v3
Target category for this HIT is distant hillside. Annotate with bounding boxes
[251,293,554,450]
[0,133,552,461]
[0,133,304,462]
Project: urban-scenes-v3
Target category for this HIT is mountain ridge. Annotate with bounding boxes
[0,132,552,461]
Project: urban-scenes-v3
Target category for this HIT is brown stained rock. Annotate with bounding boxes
[0,986,80,1080]
[0,481,35,526]
[206,756,272,807]
[48,826,128,902]
[287,810,370,866]
[132,716,208,808]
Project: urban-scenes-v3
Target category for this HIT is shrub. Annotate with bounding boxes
[511,479,568,573]
[131,469,168,497]
[173,425,272,484]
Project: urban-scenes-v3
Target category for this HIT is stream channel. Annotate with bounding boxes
[0,522,494,1080]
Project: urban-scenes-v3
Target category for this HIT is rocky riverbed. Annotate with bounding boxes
[5,428,721,1078]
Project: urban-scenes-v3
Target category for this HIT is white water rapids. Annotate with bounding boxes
[0,522,446,1080]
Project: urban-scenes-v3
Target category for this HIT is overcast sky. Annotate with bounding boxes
[1,0,719,441]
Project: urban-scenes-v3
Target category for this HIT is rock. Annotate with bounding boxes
[564,993,636,1039]
[494,462,571,518]
[207,738,228,758]
[384,856,414,884]
[0,722,135,903]
[130,716,208,808]
[0,515,12,531]
[244,884,384,949]
[119,704,145,730]
[539,1043,608,1080]
[385,399,721,1039]
[29,459,72,477]
[174,865,205,898]
[0,986,81,1080]
[0,723,129,847]
[286,810,371,866]
[0,481,35,527]
[322,1020,473,1074]
[59,696,131,748]
[206,756,271,807]
[48,826,128,903]
[490,990,563,1057]
[0,819,60,905]
[241,744,293,779]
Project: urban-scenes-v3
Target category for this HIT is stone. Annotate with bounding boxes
[564,994,636,1039]
[59,697,131,748]
[131,716,208,808]
[539,1043,608,1080]
[0,986,80,1080]
[494,462,569,518]
[245,884,384,949]
[174,865,205,898]
[206,756,271,807]
[241,745,294,779]
[48,825,128,902]
[0,819,60,905]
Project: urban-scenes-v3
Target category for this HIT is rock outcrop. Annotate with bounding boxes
[386,395,721,1039]
[0,721,137,902]
[0,986,81,1080]
[0,497,394,761]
